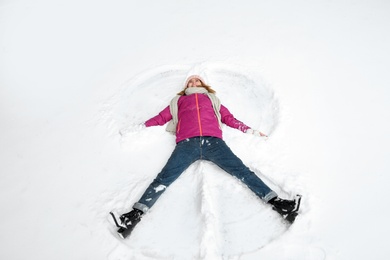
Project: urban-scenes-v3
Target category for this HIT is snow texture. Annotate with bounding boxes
[1,0,390,259]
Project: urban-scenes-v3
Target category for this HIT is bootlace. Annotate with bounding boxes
[270,198,295,213]
[120,209,143,225]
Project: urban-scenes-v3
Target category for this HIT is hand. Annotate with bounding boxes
[119,123,146,136]
[246,128,268,138]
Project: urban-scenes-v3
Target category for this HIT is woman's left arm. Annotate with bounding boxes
[220,105,268,137]
[220,105,251,133]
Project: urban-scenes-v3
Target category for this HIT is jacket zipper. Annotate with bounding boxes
[195,94,203,136]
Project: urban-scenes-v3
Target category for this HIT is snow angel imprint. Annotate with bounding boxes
[110,75,301,239]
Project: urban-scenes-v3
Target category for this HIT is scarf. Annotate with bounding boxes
[166,87,222,133]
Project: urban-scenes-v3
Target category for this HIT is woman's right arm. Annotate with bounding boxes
[144,106,172,127]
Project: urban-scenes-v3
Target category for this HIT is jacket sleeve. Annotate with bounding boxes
[144,106,172,127]
[220,105,251,133]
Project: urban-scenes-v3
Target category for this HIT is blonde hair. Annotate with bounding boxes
[177,81,216,96]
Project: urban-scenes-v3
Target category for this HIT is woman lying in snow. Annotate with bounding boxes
[112,75,301,239]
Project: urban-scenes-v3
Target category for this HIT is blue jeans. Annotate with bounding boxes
[133,137,277,213]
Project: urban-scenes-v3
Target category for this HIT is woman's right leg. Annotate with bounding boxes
[133,138,200,213]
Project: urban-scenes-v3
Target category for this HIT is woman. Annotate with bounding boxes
[112,75,301,239]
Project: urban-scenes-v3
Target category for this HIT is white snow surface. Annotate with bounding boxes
[1,0,390,259]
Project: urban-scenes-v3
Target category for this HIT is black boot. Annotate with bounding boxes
[268,195,301,224]
[117,209,143,239]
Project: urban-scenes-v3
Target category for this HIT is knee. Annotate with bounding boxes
[154,174,176,187]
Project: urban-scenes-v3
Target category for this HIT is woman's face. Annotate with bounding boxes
[187,78,202,88]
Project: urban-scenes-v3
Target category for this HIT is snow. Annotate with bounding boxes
[1,0,390,259]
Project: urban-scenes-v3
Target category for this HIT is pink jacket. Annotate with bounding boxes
[145,93,251,143]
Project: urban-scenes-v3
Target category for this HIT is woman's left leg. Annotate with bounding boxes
[202,137,277,202]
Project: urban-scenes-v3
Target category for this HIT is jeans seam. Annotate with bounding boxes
[200,137,203,159]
